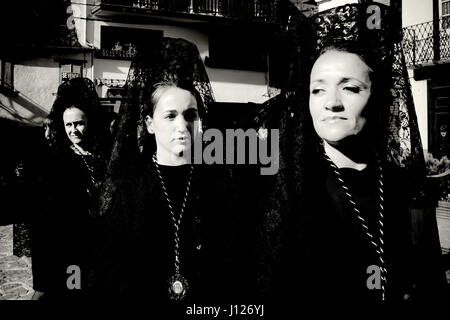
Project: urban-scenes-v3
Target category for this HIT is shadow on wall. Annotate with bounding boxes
[0,91,49,126]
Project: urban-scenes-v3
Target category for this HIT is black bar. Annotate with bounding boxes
[433,0,440,62]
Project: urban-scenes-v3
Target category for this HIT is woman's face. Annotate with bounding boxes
[309,50,372,145]
[63,107,88,145]
[43,122,53,142]
[145,87,199,161]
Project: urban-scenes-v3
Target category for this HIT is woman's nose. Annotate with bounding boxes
[325,90,344,112]
[175,116,189,131]
[71,125,80,135]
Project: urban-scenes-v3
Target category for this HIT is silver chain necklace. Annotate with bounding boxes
[71,144,100,199]
[323,150,387,300]
[152,154,193,301]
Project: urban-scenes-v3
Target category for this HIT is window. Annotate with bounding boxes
[205,27,268,72]
[60,61,83,83]
[0,59,14,92]
[443,0,450,29]
[97,26,163,60]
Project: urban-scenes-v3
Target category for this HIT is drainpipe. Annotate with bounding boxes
[433,0,440,63]
[91,50,94,81]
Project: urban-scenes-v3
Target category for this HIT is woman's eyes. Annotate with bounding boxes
[165,113,177,119]
[164,110,198,121]
[344,86,361,93]
[311,86,362,95]
[184,110,199,122]
[311,88,323,95]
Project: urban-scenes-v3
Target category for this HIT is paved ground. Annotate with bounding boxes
[0,225,34,300]
[0,223,448,301]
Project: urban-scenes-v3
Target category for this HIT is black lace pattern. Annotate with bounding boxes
[254,3,427,298]
[308,3,424,171]
[99,37,214,217]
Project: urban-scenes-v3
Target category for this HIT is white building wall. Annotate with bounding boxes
[0,59,60,125]
[88,20,269,104]
[0,52,93,126]
[403,0,433,26]
[70,0,88,48]
[14,61,60,110]
[408,69,429,151]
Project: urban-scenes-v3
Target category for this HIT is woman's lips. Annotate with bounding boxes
[322,116,347,123]
[173,136,189,142]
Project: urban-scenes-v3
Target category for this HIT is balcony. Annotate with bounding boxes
[402,18,450,67]
[94,47,136,60]
[92,0,286,25]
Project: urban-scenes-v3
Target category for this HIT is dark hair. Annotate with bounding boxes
[142,79,204,118]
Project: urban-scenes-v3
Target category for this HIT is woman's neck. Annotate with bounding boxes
[323,140,367,171]
[155,149,189,166]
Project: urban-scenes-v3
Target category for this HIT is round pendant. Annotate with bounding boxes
[168,274,188,301]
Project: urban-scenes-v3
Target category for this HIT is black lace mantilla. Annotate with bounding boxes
[99,37,214,217]
[254,3,427,297]
[273,3,424,173]
[49,77,111,159]
[309,4,424,171]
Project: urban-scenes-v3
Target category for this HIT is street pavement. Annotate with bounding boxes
[0,225,34,300]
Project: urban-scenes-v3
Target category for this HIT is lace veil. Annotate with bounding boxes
[49,77,110,158]
[255,2,427,296]
[308,3,424,172]
[99,37,214,216]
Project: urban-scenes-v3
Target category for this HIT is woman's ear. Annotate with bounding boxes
[145,115,154,134]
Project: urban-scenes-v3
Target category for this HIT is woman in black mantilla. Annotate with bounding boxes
[257,3,446,305]
[93,38,234,307]
[31,77,111,300]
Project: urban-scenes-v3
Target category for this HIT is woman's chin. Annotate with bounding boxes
[321,134,347,145]
[172,145,192,157]
[70,138,83,145]
[318,128,357,146]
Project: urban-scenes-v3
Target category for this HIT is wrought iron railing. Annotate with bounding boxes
[402,18,450,66]
[95,48,136,60]
[94,0,283,23]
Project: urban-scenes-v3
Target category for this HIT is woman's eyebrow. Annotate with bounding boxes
[339,77,370,88]
[310,79,325,85]
[66,120,84,125]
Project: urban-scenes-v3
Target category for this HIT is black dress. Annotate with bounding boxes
[268,155,418,306]
[93,158,236,308]
[32,146,101,300]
